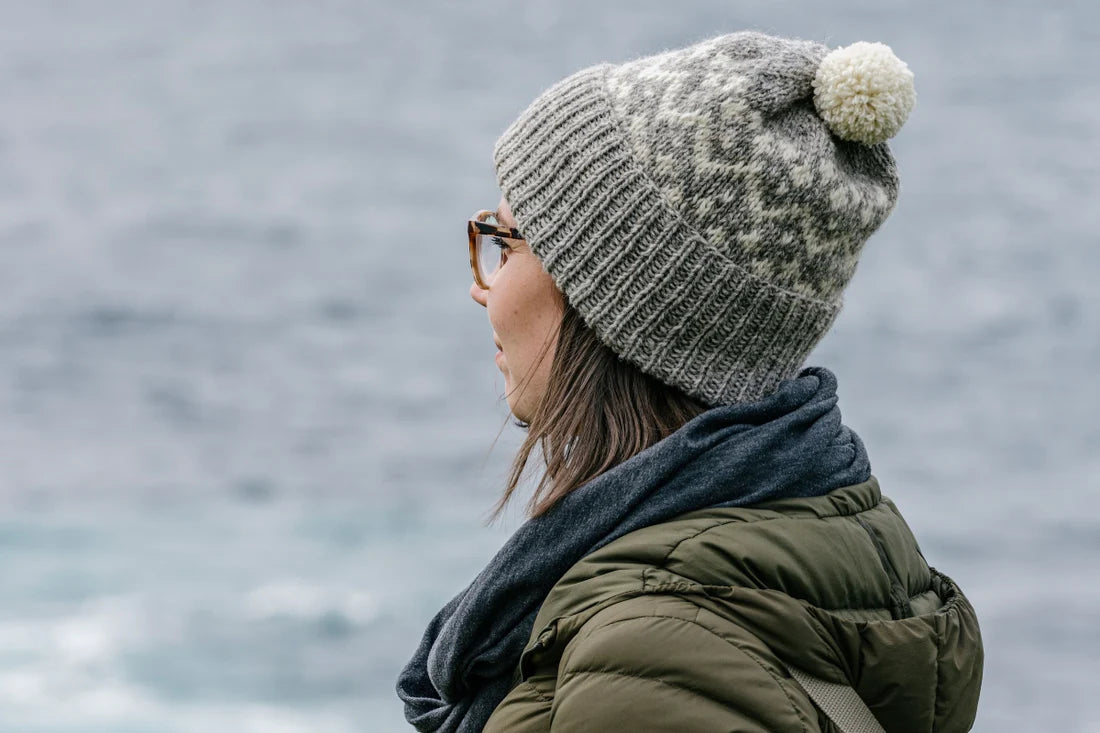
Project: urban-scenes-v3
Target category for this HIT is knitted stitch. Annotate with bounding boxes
[492,31,914,405]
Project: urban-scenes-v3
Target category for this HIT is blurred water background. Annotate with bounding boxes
[0,0,1096,730]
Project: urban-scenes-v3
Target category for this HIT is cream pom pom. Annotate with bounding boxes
[812,41,916,145]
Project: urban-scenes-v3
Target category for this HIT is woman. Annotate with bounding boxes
[398,31,983,732]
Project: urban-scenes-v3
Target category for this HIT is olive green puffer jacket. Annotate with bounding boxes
[482,477,983,732]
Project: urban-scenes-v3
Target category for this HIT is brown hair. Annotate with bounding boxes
[489,298,709,521]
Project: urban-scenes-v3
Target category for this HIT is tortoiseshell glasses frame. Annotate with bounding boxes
[468,209,526,291]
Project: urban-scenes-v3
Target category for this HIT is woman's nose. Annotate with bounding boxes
[469,281,488,307]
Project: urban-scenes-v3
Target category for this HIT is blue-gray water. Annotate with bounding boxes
[0,1,1096,730]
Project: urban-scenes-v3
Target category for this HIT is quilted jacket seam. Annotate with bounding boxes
[560,610,809,733]
[659,497,884,569]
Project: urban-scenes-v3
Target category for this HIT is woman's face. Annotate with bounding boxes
[470,196,564,423]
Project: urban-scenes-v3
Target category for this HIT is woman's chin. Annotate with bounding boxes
[506,400,524,422]
[505,394,531,423]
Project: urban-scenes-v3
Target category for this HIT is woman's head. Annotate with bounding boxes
[473,30,916,516]
[491,31,914,405]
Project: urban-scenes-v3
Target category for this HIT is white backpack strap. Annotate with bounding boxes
[787,666,886,733]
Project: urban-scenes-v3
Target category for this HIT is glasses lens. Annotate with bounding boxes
[476,219,504,285]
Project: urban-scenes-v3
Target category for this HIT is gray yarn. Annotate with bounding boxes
[493,31,903,406]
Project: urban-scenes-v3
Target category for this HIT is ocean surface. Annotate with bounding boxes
[0,0,1097,730]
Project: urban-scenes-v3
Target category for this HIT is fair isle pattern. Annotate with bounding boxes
[493,31,904,406]
[604,33,899,299]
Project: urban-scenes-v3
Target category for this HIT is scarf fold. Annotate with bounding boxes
[397,366,869,732]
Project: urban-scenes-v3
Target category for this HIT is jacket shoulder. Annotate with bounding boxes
[530,476,910,633]
[658,477,933,613]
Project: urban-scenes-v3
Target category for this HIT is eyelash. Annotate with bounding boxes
[491,236,510,251]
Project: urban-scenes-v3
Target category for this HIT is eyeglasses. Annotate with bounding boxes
[468,210,526,291]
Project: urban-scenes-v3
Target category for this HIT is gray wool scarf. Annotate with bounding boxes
[396,366,870,732]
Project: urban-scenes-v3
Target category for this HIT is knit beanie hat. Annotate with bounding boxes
[492,30,916,406]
